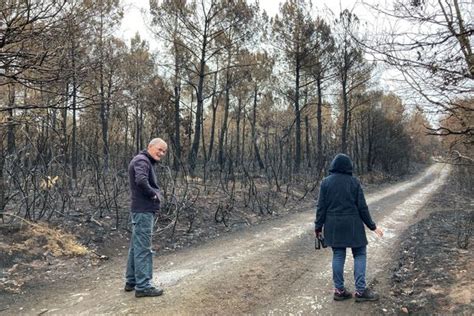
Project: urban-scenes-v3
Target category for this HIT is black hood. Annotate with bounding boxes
[329,153,353,175]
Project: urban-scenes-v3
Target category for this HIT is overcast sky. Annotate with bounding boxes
[118,0,384,50]
[117,0,397,94]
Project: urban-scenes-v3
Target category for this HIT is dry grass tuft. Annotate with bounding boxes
[28,223,89,257]
[1,214,88,257]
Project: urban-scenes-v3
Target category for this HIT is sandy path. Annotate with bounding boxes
[5,164,450,315]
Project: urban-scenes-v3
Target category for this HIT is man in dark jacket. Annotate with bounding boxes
[124,138,167,298]
[315,153,383,302]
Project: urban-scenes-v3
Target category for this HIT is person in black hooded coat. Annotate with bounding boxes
[315,153,383,302]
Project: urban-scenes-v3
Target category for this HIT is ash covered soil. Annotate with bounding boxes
[372,175,473,315]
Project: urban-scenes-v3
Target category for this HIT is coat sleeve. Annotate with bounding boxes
[356,181,376,230]
[315,181,327,231]
[134,160,157,198]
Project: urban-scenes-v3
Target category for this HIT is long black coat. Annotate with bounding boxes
[315,154,377,248]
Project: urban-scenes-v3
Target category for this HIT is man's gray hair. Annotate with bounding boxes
[148,138,167,148]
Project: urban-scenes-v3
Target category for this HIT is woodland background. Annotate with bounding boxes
[0,0,472,235]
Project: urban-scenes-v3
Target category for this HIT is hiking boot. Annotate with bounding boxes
[124,283,135,292]
[135,286,164,298]
[355,289,379,302]
[334,288,352,301]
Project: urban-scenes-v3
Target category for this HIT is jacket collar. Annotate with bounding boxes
[140,150,157,164]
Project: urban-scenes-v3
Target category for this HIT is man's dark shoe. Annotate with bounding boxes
[334,288,352,301]
[355,289,379,302]
[124,283,135,292]
[135,286,164,298]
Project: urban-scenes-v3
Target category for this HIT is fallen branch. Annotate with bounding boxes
[90,250,109,260]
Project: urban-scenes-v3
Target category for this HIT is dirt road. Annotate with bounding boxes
[4,164,450,315]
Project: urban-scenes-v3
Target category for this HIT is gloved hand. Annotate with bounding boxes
[314,228,327,249]
[315,227,322,238]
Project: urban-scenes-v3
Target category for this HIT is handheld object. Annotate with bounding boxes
[315,235,327,250]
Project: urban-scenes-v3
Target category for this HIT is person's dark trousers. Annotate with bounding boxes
[332,246,367,292]
[125,212,154,291]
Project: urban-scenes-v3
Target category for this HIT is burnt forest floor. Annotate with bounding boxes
[371,171,473,315]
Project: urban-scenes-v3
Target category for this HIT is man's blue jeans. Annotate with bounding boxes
[331,246,367,292]
[125,212,154,291]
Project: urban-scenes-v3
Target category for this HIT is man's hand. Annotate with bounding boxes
[373,227,383,237]
[151,191,164,203]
